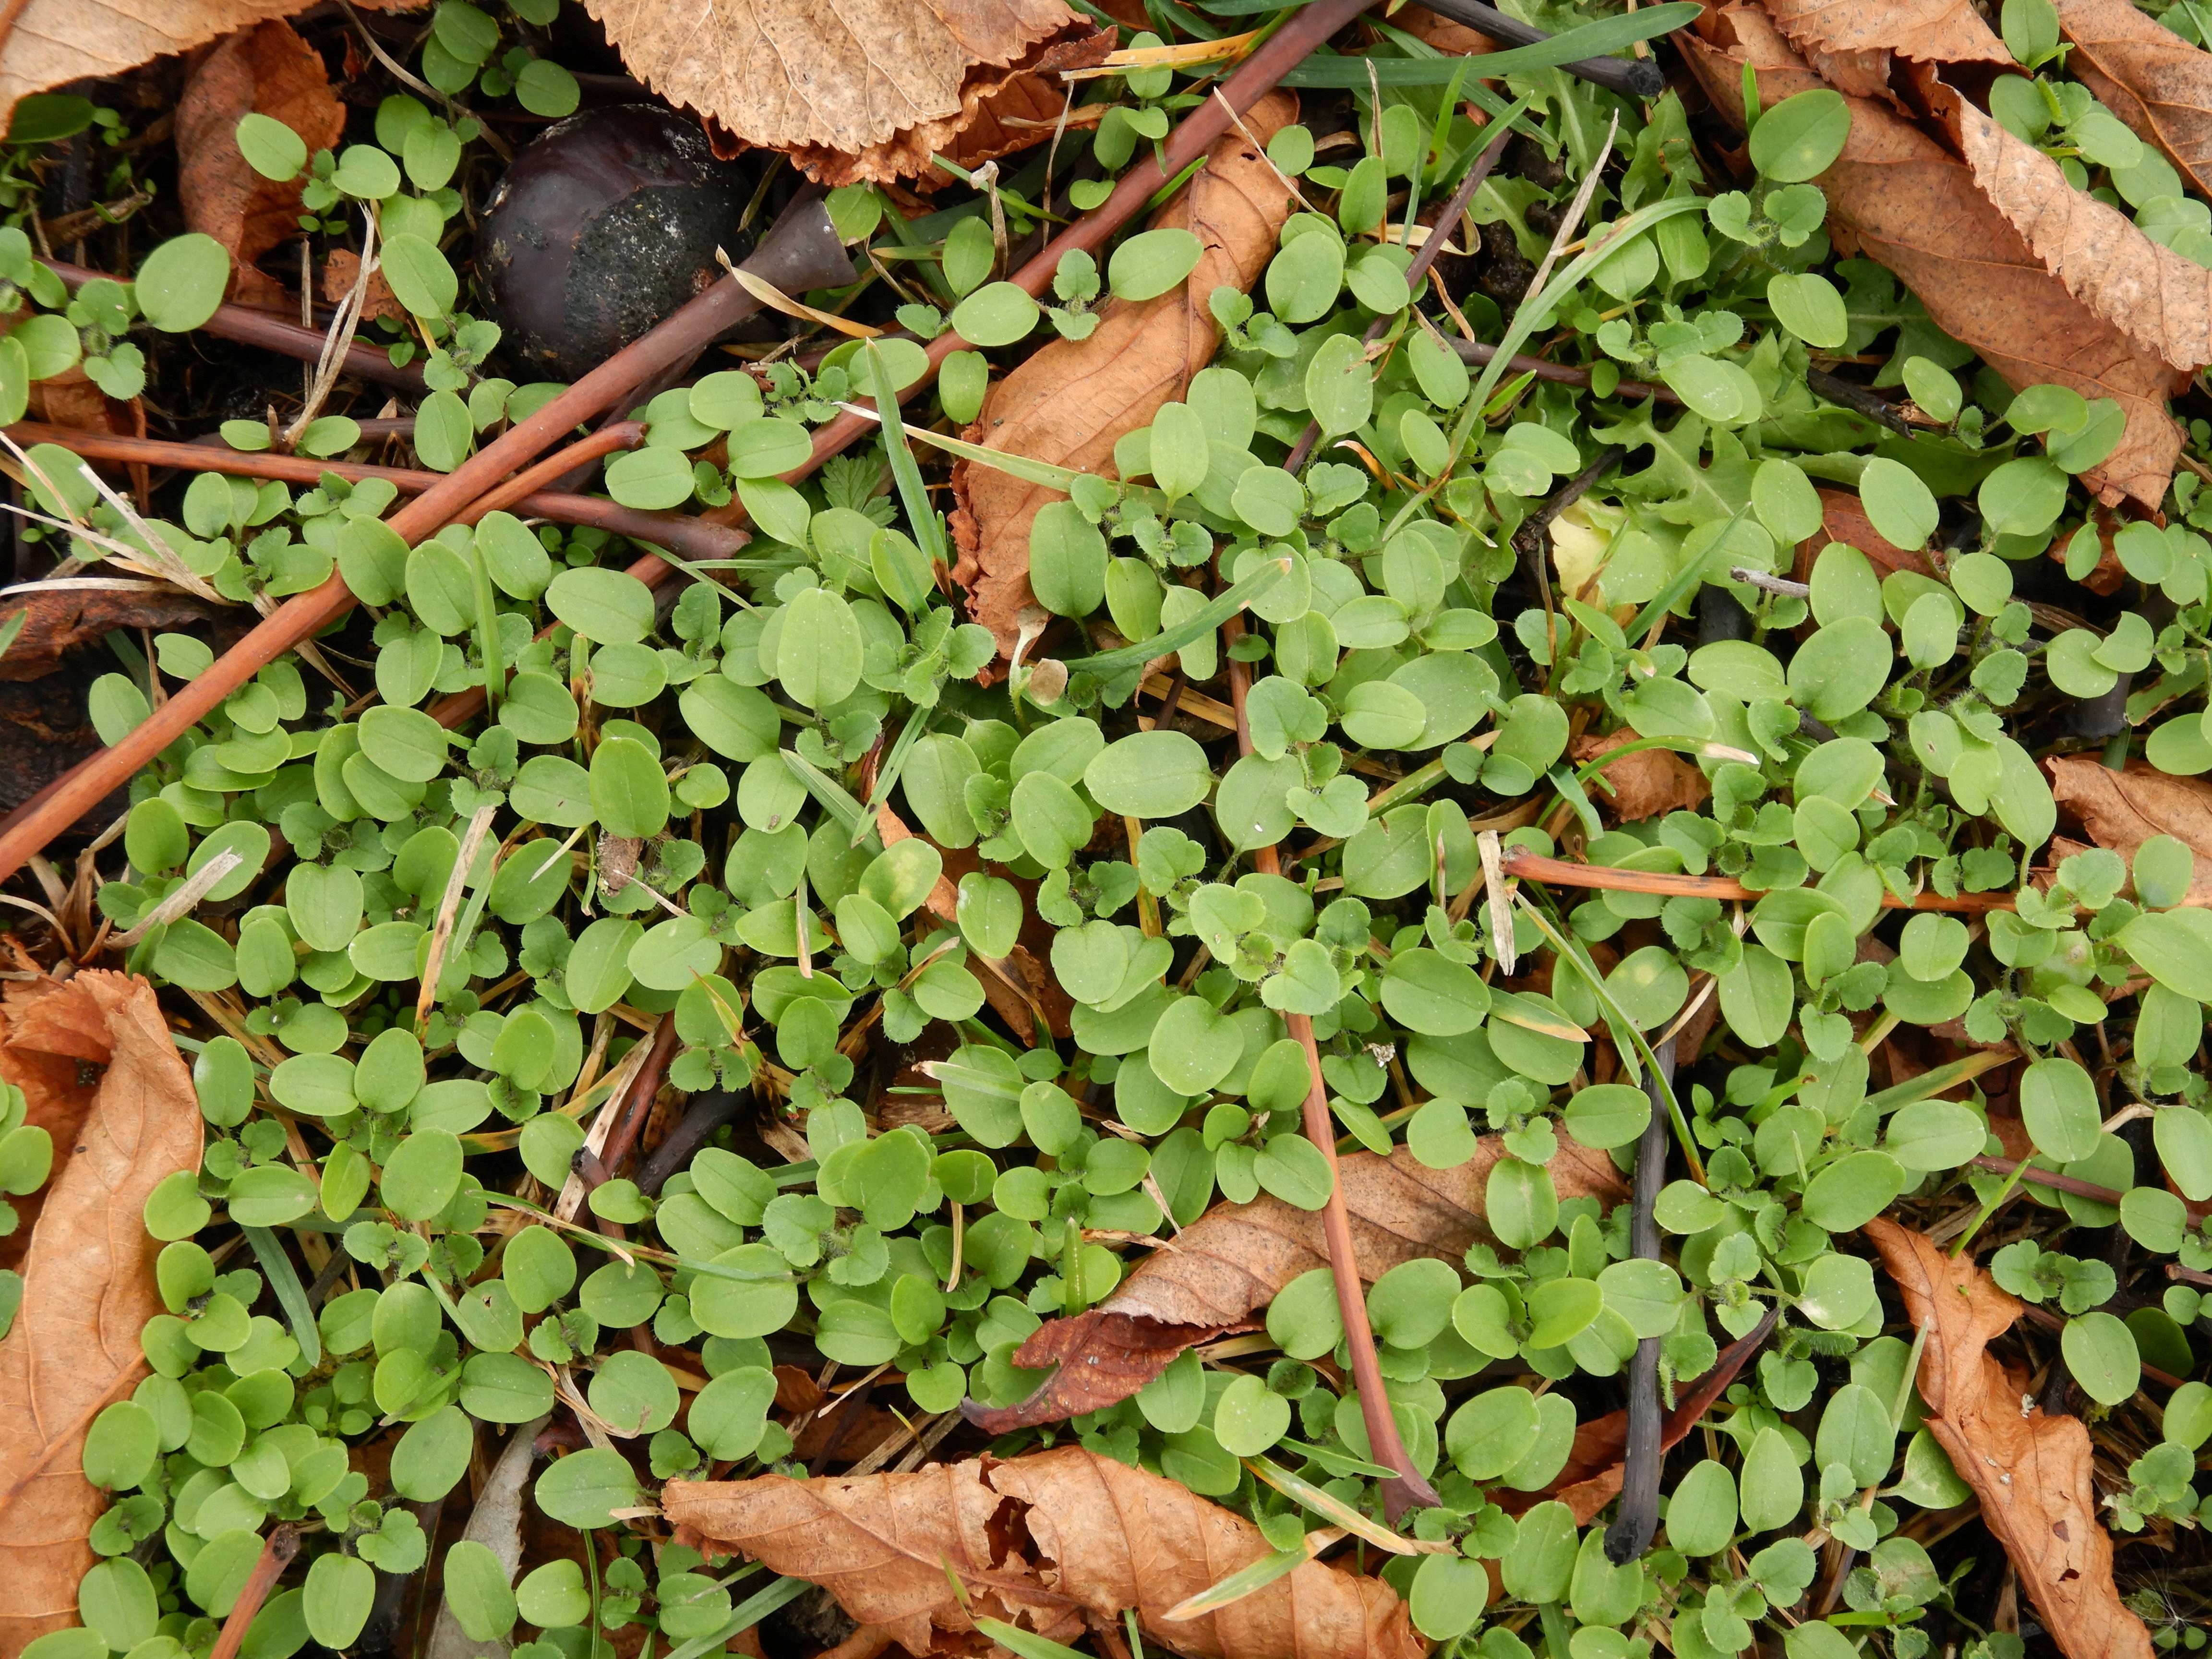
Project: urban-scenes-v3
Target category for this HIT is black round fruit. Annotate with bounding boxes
[477,105,754,382]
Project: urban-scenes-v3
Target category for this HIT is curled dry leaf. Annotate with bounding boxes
[1683,6,2186,512]
[1751,0,2009,102]
[582,0,1098,185]
[0,586,221,683]
[2045,755,2212,904]
[2057,0,2212,197]
[665,1448,1424,1659]
[176,19,346,310]
[0,971,203,1653]
[967,1138,1625,1431]
[1932,81,2212,373]
[915,26,1118,185]
[1569,728,1710,822]
[322,249,407,325]
[1863,1219,2152,1659]
[0,0,412,147]
[951,92,1301,658]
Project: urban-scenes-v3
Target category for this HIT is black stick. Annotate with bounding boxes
[634,1088,753,1196]
[1805,366,1917,438]
[1412,0,1667,98]
[1604,1033,1676,1565]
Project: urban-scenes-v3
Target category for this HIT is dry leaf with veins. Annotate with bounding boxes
[0,0,413,147]
[967,1137,1624,1431]
[666,1448,1424,1659]
[1683,5,2187,512]
[0,972,203,1653]
[177,20,350,310]
[1864,1220,2152,1659]
[581,0,1101,185]
[951,92,1301,659]
[2046,756,2212,905]
[1932,81,2212,372]
[2057,0,2212,197]
[1751,0,2009,101]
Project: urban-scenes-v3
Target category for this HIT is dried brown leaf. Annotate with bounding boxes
[969,1138,1625,1430]
[0,972,203,1653]
[0,0,412,147]
[322,249,407,326]
[951,92,1300,657]
[665,1448,1424,1659]
[176,20,346,309]
[1751,0,2008,101]
[1933,80,2212,372]
[583,0,1089,184]
[1569,728,1709,822]
[1683,7,2187,511]
[0,587,218,684]
[1863,1219,2153,1659]
[1796,485,1935,579]
[2046,755,2212,904]
[847,25,1116,187]
[2057,0,2212,197]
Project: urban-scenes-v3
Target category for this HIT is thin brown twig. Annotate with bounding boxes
[205,1526,301,1659]
[1503,847,2020,912]
[597,1015,682,1178]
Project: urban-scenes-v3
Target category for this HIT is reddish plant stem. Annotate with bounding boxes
[596,1015,681,1177]
[1970,1154,2211,1220]
[734,0,1385,521]
[45,259,426,392]
[1445,337,1675,404]
[1502,847,2019,912]
[453,421,645,525]
[1226,612,1437,1522]
[0,0,1377,880]
[205,1525,301,1659]
[3,421,744,561]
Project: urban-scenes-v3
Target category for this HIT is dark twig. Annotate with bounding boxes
[1285,119,1518,474]
[635,1087,754,1196]
[597,1015,682,1178]
[1605,1034,1675,1564]
[1805,365,1917,438]
[1412,0,1667,96]
[1444,336,1674,403]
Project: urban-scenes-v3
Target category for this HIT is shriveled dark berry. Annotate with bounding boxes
[477,105,755,381]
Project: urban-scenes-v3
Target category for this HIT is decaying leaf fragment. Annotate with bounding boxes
[1570,728,1709,822]
[2046,755,2212,905]
[2057,0,2212,198]
[1751,0,2010,102]
[0,0,414,146]
[1863,1219,2153,1659]
[582,0,1101,185]
[1683,6,2188,512]
[1932,81,2212,373]
[665,1447,1425,1659]
[0,972,204,1653]
[951,92,1301,658]
[175,19,348,309]
[969,1138,1625,1430]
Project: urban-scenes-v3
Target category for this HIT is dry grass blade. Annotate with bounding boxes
[1161,1529,1346,1623]
[967,1139,1624,1429]
[2057,0,2212,196]
[1863,1219,2154,1659]
[950,91,1302,658]
[666,1448,1424,1659]
[1683,5,2188,512]
[0,972,203,1651]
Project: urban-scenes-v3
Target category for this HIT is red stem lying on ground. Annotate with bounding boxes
[596,1015,681,1177]
[1502,847,2020,912]
[1226,611,1438,1522]
[1971,1154,2211,1220]
[0,0,1386,884]
[44,259,427,393]
[204,1525,300,1659]
[2,421,746,561]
